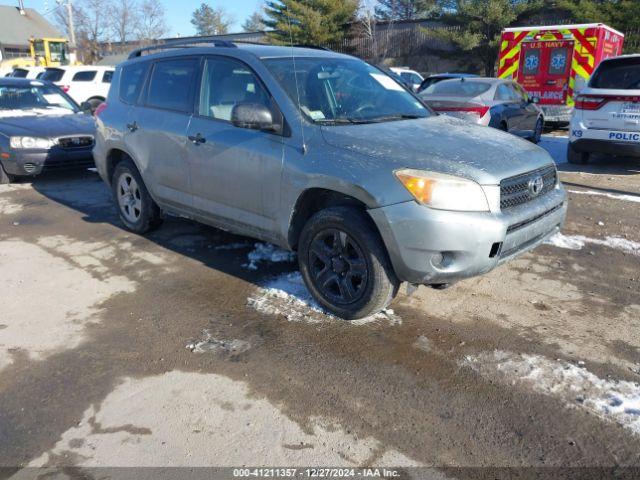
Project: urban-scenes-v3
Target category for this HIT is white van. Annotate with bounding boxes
[39,66,115,110]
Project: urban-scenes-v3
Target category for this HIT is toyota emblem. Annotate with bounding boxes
[528,176,544,196]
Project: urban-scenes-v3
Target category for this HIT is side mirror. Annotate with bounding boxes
[231,103,277,132]
[574,76,587,94]
[80,101,93,114]
[529,96,540,104]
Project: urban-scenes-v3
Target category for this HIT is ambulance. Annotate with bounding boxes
[498,24,624,125]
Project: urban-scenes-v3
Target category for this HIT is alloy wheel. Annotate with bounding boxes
[117,173,142,223]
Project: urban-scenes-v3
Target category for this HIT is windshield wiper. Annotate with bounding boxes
[364,114,425,123]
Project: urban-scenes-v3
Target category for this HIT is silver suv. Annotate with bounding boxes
[94,40,567,319]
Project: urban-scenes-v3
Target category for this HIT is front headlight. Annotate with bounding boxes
[10,136,56,150]
[395,169,490,212]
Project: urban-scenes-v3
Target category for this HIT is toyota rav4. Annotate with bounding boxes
[93,41,567,319]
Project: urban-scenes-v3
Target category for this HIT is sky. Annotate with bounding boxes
[22,0,265,37]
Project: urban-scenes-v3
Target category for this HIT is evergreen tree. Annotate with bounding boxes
[191,3,234,36]
[374,0,437,21]
[242,11,267,32]
[264,0,359,45]
[429,0,542,75]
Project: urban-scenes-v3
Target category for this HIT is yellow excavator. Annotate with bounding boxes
[0,37,73,73]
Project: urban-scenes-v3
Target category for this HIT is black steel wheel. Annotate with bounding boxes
[299,207,399,320]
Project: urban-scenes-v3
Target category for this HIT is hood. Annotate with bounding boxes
[0,112,96,139]
[320,115,553,185]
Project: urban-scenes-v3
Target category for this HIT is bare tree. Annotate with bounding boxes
[53,0,112,63]
[112,0,140,44]
[137,0,168,41]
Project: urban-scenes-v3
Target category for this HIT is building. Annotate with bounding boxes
[0,4,63,62]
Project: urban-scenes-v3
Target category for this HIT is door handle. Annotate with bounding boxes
[126,121,138,132]
[188,133,206,145]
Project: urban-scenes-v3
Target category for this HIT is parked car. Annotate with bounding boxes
[568,54,640,164]
[390,67,424,92]
[94,42,566,319]
[0,78,96,183]
[5,67,46,79]
[417,73,479,93]
[419,77,545,143]
[39,66,114,111]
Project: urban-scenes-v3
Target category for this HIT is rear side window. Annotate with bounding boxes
[72,70,97,82]
[590,57,640,89]
[102,70,114,83]
[423,80,491,97]
[40,68,65,82]
[146,58,199,112]
[119,62,149,105]
[495,84,513,101]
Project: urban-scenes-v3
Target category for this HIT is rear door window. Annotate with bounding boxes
[590,57,640,89]
[523,48,541,75]
[495,84,513,101]
[72,70,97,82]
[119,62,149,105]
[146,58,199,112]
[10,69,28,78]
[548,47,570,76]
[40,68,65,82]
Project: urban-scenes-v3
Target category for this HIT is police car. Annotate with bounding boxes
[568,54,640,164]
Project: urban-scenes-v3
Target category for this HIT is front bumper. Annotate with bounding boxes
[369,187,567,285]
[0,147,95,176]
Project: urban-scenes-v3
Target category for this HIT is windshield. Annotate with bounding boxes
[590,57,640,89]
[264,57,430,124]
[0,84,78,112]
[422,79,492,97]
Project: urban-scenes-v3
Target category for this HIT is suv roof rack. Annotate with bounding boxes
[128,37,237,59]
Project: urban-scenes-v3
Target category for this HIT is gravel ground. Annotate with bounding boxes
[0,134,639,477]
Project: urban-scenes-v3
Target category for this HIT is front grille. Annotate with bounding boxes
[57,136,94,149]
[500,165,557,210]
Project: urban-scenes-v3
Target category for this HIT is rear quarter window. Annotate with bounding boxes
[72,70,97,82]
[590,57,640,89]
[102,70,114,83]
[119,62,149,105]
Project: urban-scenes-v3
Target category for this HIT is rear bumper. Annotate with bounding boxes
[1,147,94,176]
[569,120,640,157]
[369,187,567,285]
[542,105,572,124]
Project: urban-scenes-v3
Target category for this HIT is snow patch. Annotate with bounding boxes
[545,233,640,256]
[247,272,400,326]
[463,351,640,435]
[186,330,251,355]
[242,243,296,270]
[568,189,640,204]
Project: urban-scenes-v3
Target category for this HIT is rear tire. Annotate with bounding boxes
[567,142,589,164]
[298,206,400,320]
[111,158,162,234]
[530,117,543,144]
[499,121,508,132]
[0,164,14,185]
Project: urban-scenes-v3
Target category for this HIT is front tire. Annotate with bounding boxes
[298,207,399,320]
[567,142,589,164]
[111,159,162,233]
[530,117,543,144]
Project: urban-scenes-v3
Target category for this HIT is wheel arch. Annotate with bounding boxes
[287,187,381,251]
